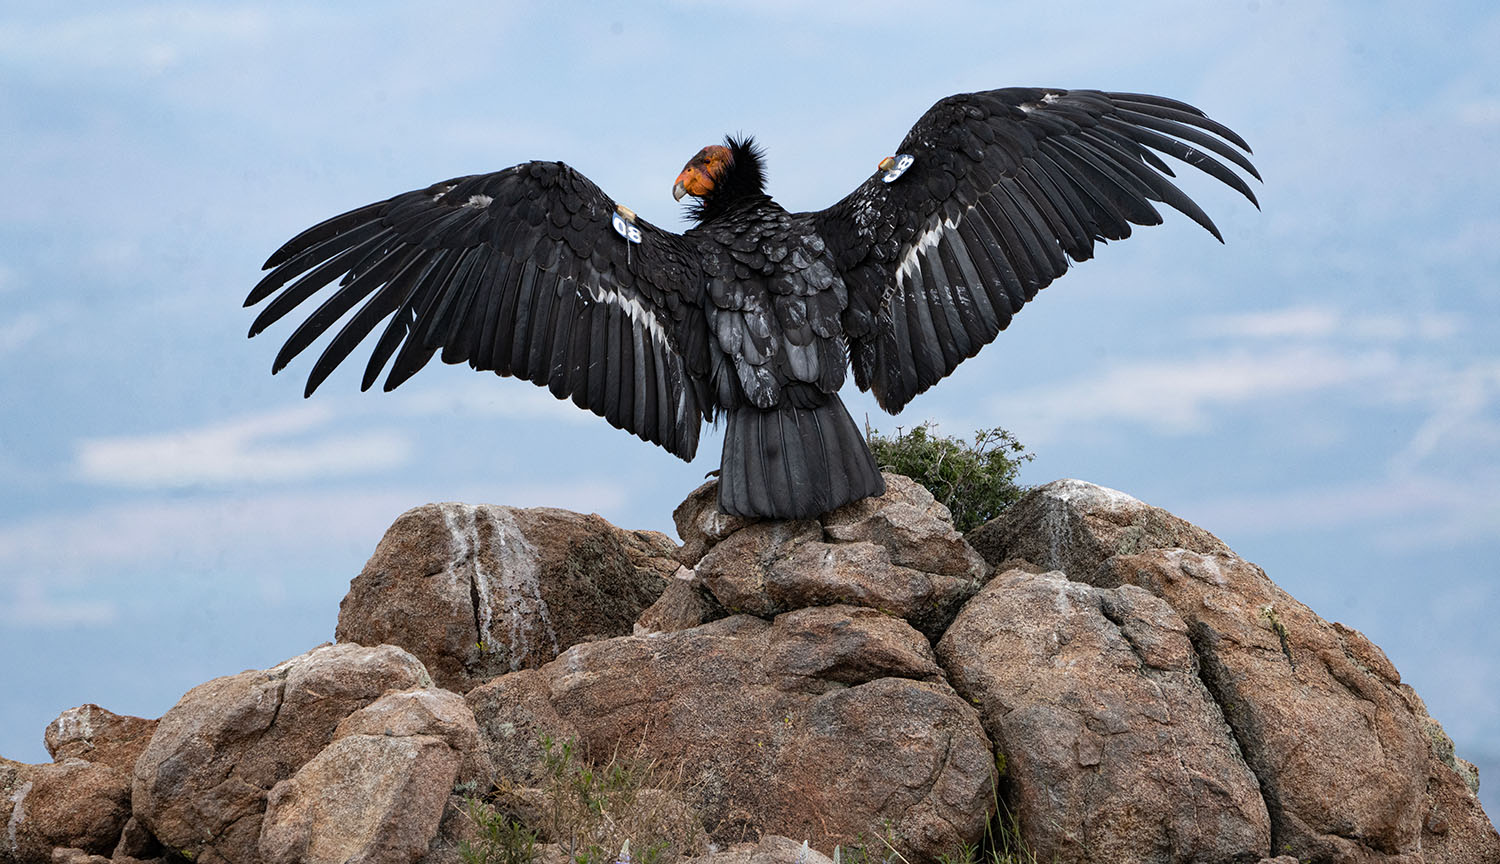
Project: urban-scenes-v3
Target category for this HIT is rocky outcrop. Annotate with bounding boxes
[467,605,995,861]
[3,474,1495,864]
[335,503,678,693]
[44,705,157,775]
[2,757,131,862]
[972,480,1500,864]
[938,568,1269,863]
[131,643,432,864]
[4,699,165,864]
[259,689,488,864]
[678,475,986,638]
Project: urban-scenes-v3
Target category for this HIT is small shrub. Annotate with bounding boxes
[867,422,1031,533]
[466,735,701,864]
[461,800,540,864]
[839,778,1048,864]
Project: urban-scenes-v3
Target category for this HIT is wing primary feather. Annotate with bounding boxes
[247,220,390,307]
[248,230,395,336]
[1015,170,1090,258]
[372,249,468,390]
[522,266,558,383]
[388,203,475,246]
[1080,129,1224,241]
[1105,111,1260,180]
[934,235,991,351]
[1106,94,1254,153]
[587,295,609,414]
[974,195,1042,306]
[1031,150,1112,242]
[547,270,580,399]
[1054,136,1161,209]
[997,180,1068,279]
[920,242,969,360]
[271,249,410,375]
[1041,139,1159,230]
[631,319,650,439]
[489,258,526,375]
[262,202,386,270]
[410,206,484,249]
[449,248,502,365]
[1097,119,1260,206]
[304,251,437,396]
[603,301,625,427]
[951,218,1006,331]
[475,255,514,370]
[381,251,464,389]
[424,244,486,348]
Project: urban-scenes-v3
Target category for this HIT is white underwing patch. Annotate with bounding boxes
[896,214,960,289]
[589,278,669,352]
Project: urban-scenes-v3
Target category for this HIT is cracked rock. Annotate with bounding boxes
[260,689,487,864]
[1103,548,1496,863]
[130,643,431,864]
[467,605,994,859]
[977,478,1500,863]
[937,568,1269,864]
[1,757,131,862]
[337,503,676,693]
[966,478,1231,580]
[685,474,986,638]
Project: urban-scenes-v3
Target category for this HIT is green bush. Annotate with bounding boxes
[867,422,1031,533]
[464,735,701,864]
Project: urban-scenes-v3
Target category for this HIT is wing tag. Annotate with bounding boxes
[612,206,643,244]
[881,154,915,183]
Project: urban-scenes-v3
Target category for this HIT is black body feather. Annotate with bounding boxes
[246,87,1257,520]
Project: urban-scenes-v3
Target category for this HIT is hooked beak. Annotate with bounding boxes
[673,157,719,202]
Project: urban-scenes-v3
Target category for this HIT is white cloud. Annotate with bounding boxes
[1458,99,1500,128]
[2,576,116,628]
[1389,363,1500,473]
[0,7,274,75]
[1181,472,1500,551]
[75,403,410,488]
[388,380,599,425]
[990,346,1389,439]
[0,312,42,354]
[0,481,629,582]
[1197,305,1460,343]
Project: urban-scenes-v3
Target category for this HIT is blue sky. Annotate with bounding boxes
[3,1,1497,814]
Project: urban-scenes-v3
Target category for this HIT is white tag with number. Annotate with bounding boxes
[611,211,642,244]
[881,153,915,183]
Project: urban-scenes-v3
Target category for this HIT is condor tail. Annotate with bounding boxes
[718,394,885,520]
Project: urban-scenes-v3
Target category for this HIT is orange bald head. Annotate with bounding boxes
[673,144,732,201]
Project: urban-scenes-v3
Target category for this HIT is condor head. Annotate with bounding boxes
[672,144,731,201]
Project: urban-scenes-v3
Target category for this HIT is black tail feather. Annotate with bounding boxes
[718,395,884,520]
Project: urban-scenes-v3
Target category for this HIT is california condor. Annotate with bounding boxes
[246,87,1258,520]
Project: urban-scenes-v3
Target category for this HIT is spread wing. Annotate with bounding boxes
[246,161,712,460]
[812,87,1260,414]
